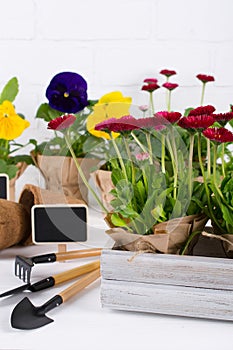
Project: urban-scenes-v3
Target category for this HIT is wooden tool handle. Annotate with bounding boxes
[53,260,100,285]
[56,248,102,261]
[59,268,101,303]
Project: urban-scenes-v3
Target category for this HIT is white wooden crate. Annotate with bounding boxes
[100,248,233,321]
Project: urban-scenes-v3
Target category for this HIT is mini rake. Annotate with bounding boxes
[15,248,102,283]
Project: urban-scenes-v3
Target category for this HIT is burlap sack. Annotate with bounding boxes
[106,214,208,255]
[91,169,114,211]
[0,199,31,250]
[9,162,28,201]
[31,153,99,204]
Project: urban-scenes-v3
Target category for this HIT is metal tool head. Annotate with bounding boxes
[15,256,34,283]
[11,297,54,330]
[0,283,31,298]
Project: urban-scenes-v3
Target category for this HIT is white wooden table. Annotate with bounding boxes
[0,167,233,349]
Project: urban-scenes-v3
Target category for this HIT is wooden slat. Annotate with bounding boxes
[101,249,233,290]
[101,279,233,321]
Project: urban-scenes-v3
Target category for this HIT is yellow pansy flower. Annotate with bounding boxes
[86,91,132,139]
[0,101,30,140]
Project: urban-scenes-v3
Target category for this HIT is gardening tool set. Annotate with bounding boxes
[1,247,102,330]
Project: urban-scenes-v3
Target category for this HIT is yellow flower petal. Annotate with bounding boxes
[0,101,30,140]
[98,91,132,105]
[87,91,132,139]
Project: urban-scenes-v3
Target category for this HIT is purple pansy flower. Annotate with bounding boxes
[46,72,88,113]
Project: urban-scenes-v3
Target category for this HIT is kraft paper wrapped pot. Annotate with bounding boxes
[31,153,99,204]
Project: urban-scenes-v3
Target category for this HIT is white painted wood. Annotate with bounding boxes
[101,279,233,321]
[101,248,233,290]
[100,247,233,320]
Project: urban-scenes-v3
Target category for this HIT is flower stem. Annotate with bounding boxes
[197,133,221,230]
[167,126,179,198]
[169,125,178,171]
[64,134,108,214]
[210,144,233,220]
[166,135,177,200]
[145,132,153,165]
[111,133,128,179]
[167,90,171,112]
[200,82,206,106]
[180,230,201,255]
[131,132,147,152]
[207,139,211,179]
[123,136,135,184]
[131,131,153,163]
[188,133,195,198]
[149,92,155,116]
[221,143,226,177]
[213,143,217,185]
[197,133,205,177]
[161,134,166,173]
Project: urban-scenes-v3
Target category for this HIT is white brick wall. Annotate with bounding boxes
[0,0,232,190]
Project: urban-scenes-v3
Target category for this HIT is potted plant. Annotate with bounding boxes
[46,69,233,320]
[0,77,33,200]
[32,71,103,204]
[85,90,132,211]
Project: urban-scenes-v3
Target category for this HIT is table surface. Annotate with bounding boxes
[1,169,233,350]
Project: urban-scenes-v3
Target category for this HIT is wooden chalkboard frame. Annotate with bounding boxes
[31,204,88,244]
[0,173,9,200]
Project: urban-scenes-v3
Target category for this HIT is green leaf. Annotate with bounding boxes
[119,207,139,219]
[222,205,233,227]
[6,165,18,179]
[35,103,62,121]
[0,159,7,173]
[83,135,105,153]
[115,179,133,205]
[111,168,125,186]
[184,107,194,117]
[151,204,166,221]
[110,213,129,229]
[0,159,18,179]
[8,155,34,166]
[110,198,124,210]
[0,77,19,103]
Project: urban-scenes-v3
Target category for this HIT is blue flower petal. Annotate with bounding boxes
[46,72,88,113]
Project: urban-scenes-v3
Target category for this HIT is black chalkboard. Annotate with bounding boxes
[0,174,9,200]
[32,205,88,244]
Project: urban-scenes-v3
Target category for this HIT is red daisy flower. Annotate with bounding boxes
[196,74,215,83]
[143,78,158,84]
[160,69,177,77]
[203,127,233,143]
[212,112,233,126]
[141,83,160,92]
[188,105,216,116]
[178,115,215,131]
[47,114,76,131]
[95,115,139,133]
[136,117,165,130]
[162,82,179,91]
[155,111,182,124]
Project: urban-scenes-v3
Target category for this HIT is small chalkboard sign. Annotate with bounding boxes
[0,174,9,200]
[31,204,88,244]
